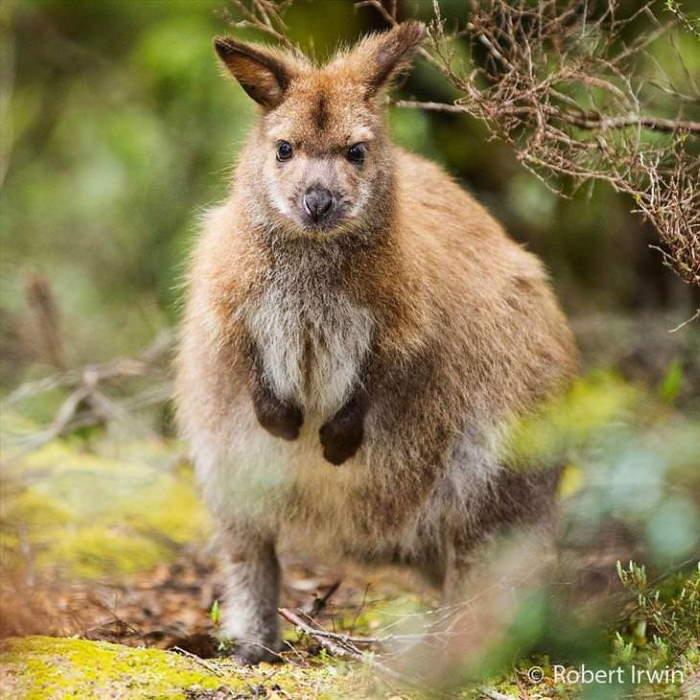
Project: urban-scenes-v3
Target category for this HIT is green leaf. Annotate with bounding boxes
[658,359,684,404]
[209,599,221,627]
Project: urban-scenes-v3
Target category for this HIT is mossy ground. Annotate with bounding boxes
[0,635,384,699]
[1,434,208,579]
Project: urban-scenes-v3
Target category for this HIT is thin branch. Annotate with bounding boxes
[225,0,298,51]
[280,607,359,658]
[2,331,175,460]
[169,647,225,677]
[396,99,700,134]
[479,687,519,700]
[394,99,468,113]
[355,0,395,27]
[556,111,700,134]
[308,580,341,617]
[294,627,453,647]
[669,308,700,333]
[278,607,426,688]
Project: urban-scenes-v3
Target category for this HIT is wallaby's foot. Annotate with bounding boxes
[253,391,304,440]
[319,399,365,465]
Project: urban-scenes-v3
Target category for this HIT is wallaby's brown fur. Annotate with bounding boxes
[175,22,577,664]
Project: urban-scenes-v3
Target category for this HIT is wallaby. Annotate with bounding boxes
[175,22,577,664]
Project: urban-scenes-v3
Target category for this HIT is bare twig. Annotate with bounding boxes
[308,580,341,617]
[296,626,451,647]
[225,0,298,51]
[479,687,519,700]
[395,99,469,113]
[553,111,700,134]
[396,100,700,133]
[669,308,700,333]
[4,330,173,406]
[170,647,225,677]
[355,0,396,27]
[280,607,359,658]
[278,607,425,688]
[25,275,66,370]
[2,330,175,459]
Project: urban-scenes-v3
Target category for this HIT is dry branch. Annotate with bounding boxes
[308,580,341,617]
[169,647,225,677]
[224,0,298,51]
[278,607,425,688]
[366,0,700,290]
[279,606,520,698]
[2,330,174,459]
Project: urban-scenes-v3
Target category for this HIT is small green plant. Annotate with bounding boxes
[614,560,699,674]
[209,599,221,628]
[665,0,700,39]
[658,359,684,405]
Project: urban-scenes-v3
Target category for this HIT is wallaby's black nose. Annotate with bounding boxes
[302,186,333,223]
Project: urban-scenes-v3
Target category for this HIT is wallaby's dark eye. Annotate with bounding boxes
[347,142,366,164]
[276,141,293,162]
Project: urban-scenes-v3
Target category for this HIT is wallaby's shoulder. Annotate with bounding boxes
[394,147,507,240]
[185,200,265,326]
[393,147,546,284]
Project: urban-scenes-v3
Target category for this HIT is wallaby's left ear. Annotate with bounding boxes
[214,37,294,108]
[342,22,426,98]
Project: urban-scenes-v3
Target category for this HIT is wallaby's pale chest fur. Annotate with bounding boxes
[175,22,577,663]
[245,264,374,419]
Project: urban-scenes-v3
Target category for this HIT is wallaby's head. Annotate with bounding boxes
[214,22,425,236]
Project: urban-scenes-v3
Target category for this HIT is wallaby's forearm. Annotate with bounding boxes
[319,382,369,465]
[246,327,374,464]
[245,334,304,441]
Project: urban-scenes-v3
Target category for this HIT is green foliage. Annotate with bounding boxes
[504,371,639,469]
[658,359,684,405]
[209,599,221,628]
[615,561,699,672]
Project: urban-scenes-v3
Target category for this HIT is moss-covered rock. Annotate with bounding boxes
[1,636,237,699]
[0,636,389,699]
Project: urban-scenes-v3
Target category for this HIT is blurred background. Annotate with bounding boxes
[1,1,698,698]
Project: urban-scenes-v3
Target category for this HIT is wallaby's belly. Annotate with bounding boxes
[197,393,435,558]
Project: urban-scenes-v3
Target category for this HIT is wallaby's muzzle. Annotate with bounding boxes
[302,185,334,225]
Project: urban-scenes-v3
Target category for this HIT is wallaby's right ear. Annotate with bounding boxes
[214,37,293,109]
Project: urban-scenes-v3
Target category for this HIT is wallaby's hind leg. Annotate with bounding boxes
[218,529,281,664]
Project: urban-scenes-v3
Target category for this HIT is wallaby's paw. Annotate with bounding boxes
[254,395,304,441]
[230,642,280,666]
[319,413,363,465]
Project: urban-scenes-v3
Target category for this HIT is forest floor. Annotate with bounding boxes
[1,545,450,699]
